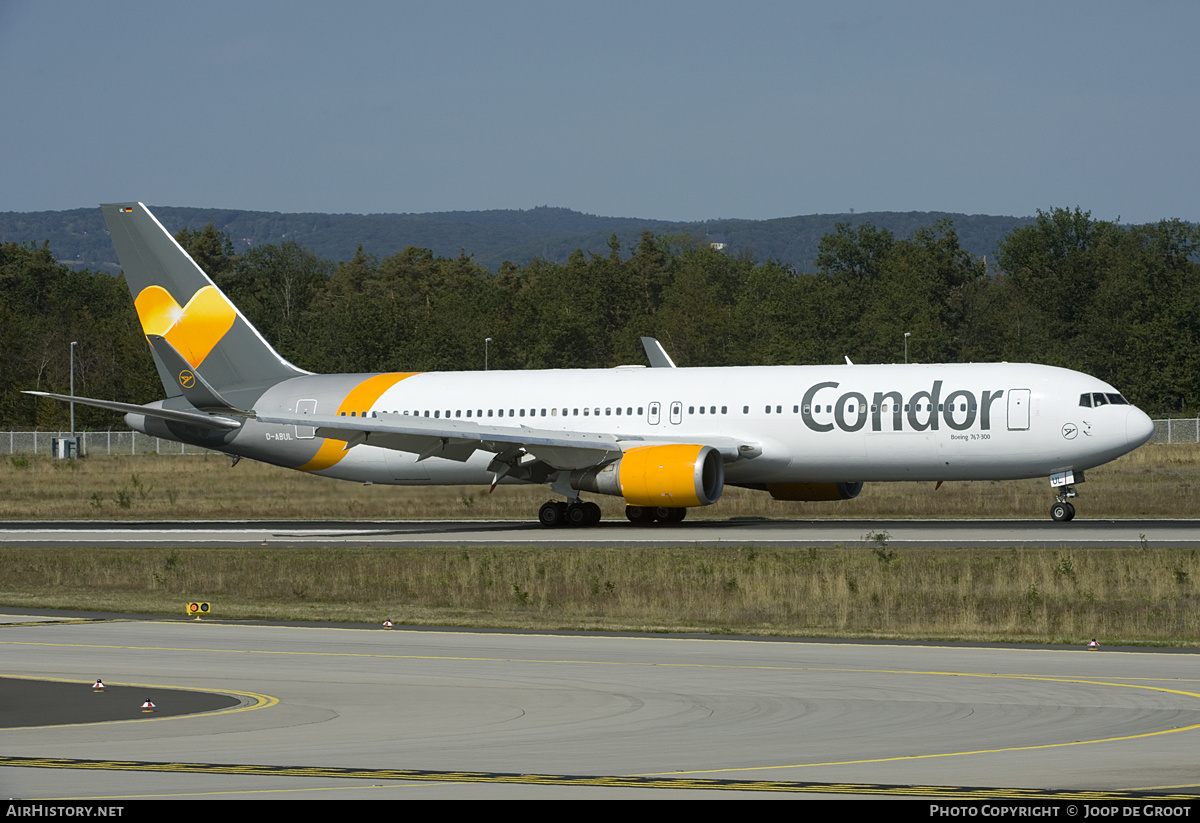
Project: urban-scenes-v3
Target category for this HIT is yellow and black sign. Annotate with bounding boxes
[186,602,211,617]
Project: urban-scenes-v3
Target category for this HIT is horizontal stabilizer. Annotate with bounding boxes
[23,391,243,431]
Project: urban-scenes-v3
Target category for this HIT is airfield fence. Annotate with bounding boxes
[0,419,1194,455]
[1151,418,1200,444]
[0,431,217,456]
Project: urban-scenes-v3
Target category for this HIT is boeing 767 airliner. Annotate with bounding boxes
[28,203,1156,525]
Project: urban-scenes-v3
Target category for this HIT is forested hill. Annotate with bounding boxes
[0,206,1032,273]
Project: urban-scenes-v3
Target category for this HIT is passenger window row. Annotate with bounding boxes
[752,403,976,414]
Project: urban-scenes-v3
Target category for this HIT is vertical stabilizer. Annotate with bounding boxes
[102,203,306,400]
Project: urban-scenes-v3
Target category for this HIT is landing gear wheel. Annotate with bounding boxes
[539,500,567,528]
[625,505,657,525]
[656,507,687,524]
[566,502,589,527]
[1051,502,1075,522]
[583,501,602,526]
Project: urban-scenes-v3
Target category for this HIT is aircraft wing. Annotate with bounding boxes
[255,411,750,471]
[256,411,623,470]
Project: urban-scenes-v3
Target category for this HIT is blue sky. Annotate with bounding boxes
[2,1,1196,223]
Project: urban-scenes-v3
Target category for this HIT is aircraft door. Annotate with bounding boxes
[295,399,317,439]
[669,401,683,425]
[1007,389,1030,431]
[648,402,661,425]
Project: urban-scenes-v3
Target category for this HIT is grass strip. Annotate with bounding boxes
[3,544,1199,645]
[1,442,1198,521]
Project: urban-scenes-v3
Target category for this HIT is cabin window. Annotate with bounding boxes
[743,406,749,414]
[721,406,727,414]
[765,405,771,414]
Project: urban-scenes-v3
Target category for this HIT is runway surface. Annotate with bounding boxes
[2,612,1200,800]
[2,517,1198,547]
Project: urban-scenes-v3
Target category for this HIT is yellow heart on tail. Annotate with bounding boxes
[134,285,237,368]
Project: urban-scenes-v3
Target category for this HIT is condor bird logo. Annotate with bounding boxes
[134,285,237,368]
[178,370,196,389]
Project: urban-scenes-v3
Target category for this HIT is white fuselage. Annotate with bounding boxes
[228,361,1154,487]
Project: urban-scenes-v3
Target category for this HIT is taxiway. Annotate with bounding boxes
[2,614,1199,799]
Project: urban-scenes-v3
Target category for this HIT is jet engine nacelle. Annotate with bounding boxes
[766,481,863,501]
[570,444,725,507]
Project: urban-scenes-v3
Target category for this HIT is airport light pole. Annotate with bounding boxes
[904,332,911,364]
[485,338,492,371]
[70,341,78,435]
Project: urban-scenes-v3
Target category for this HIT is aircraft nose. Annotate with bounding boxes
[1127,406,1155,447]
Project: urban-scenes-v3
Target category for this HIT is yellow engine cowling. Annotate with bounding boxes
[766,481,863,501]
[569,444,725,507]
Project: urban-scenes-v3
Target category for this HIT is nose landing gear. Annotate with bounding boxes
[1051,486,1078,522]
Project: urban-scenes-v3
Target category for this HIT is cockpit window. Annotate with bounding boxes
[1079,394,1092,408]
[1106,393,1129,405]
[1092,393,1109,406]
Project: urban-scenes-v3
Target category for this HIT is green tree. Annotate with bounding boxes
[175,223,236,278]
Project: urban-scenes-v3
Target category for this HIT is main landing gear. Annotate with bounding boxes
[538,500,601,528]
[624,505,686,525]
[536,500,689,527]
[1051,486,1078,522]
